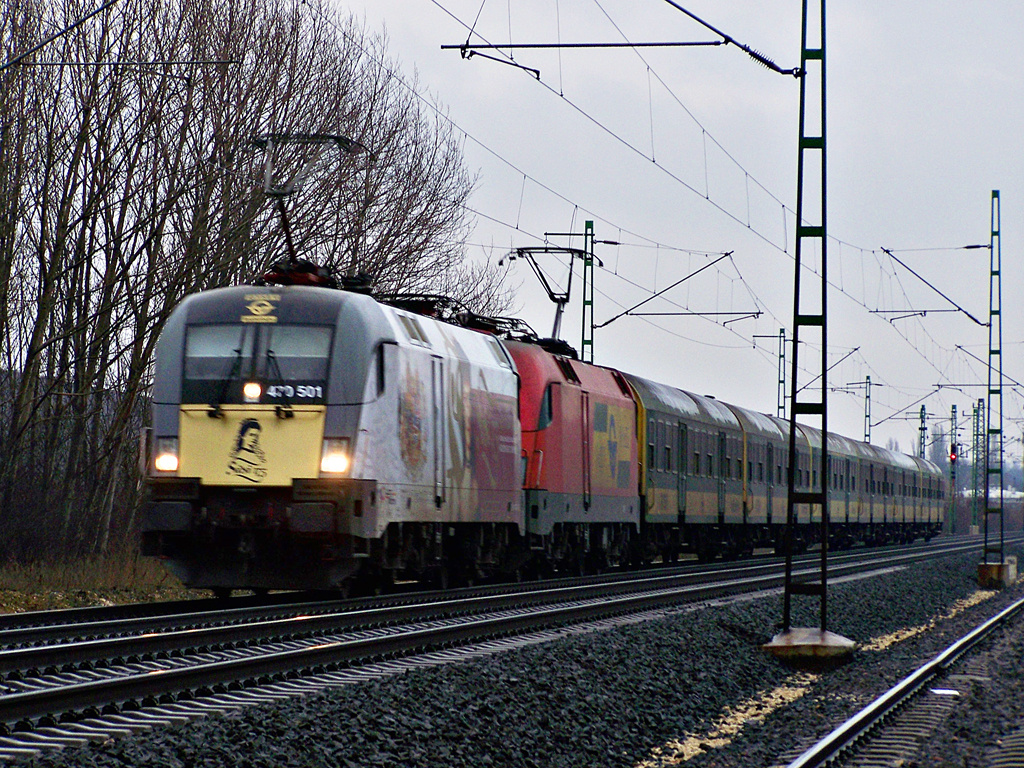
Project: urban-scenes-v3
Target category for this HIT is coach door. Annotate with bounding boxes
[717,431,727,524]
[431,356,446,508]
[844,459,851,524]
[677,423,688,524]
[581,391,592,510]
[766,442,775,525]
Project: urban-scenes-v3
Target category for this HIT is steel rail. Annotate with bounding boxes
[0,538,982,648]
[0,572,819,726]
[0,536,988,641]
[0,542,985,728]
[787,592,1024,768]
[0,541,977,676]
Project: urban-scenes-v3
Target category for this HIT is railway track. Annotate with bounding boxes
[786,588,1024,768]
[0,538,988,759]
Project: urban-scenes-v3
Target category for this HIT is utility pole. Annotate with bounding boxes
[754,329,788,418]
[919,405,927,460]
[777,329,787,418]
[949,404,958,534]
[864,376,871,444]
[582,221,595,363]
[767,0,854,660]
[980,189,1008,587]
[972,399,983,532]
[843,378,872,444]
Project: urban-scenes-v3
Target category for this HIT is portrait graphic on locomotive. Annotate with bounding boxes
[142,264,945,594]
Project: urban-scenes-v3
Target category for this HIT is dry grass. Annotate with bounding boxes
[0,554,207,614]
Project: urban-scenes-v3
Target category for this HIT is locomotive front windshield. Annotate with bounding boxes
[182,323,333,404]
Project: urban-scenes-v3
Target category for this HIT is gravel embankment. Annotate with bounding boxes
[26,544,1024,768]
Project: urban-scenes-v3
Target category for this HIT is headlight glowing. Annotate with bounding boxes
[243,381,262,402]
[320,438,351,475]
[153,438,179,473]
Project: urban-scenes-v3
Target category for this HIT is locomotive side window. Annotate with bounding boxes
[376,344,387,395]
[537,384,554,430]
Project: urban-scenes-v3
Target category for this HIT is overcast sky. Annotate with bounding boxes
[333,0,1024,464]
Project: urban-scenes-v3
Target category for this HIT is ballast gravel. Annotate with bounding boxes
[25,542,1024,768]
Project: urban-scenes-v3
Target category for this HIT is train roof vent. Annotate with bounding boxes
[340,273,374,294]
[611,370,632,398]
[536,338,578,359]
[258,257,339,288]
[554,356,581,384]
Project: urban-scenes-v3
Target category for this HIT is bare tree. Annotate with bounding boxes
[0,0,505,560]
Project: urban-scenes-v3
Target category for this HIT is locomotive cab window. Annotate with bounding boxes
[257,325,332,382]
[184,325,255,380]
[182,323,333,405]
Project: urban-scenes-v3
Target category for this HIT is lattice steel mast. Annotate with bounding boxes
[781,0,831,635]
[983,190,1004,566]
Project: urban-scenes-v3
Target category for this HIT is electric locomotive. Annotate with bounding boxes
[142,271,523,592]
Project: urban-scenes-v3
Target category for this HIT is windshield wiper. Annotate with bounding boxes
[265,349,295,419]
[208,345,244,418]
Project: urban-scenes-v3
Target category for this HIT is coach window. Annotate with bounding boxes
[648,419,656,470]
[658,422,667,472]
[664,424,674,472]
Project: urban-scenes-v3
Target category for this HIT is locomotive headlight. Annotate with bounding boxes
[153,438,179,474]
[243,381,262,403]
[320,438,351,475]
